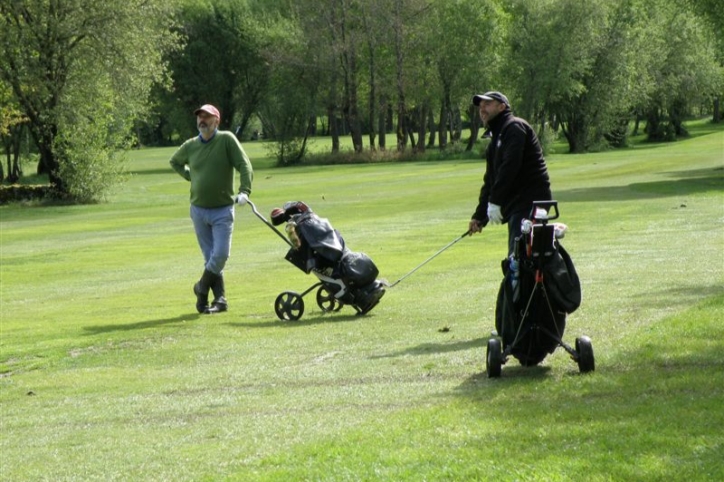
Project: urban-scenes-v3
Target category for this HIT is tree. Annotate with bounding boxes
[253,10,322,165]
[642,0,722,140]
[686,0,724,122]
[425,0,504,151]
[504,0,644,152]
[163,0,270,140]
[0,80,27,183]
[357,0,395,150]
[0,0,178,201]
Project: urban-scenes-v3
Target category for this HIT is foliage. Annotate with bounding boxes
[97,0,724,163]
[0,0,179,201]
[0,79,28,182]
[164,0,270,138]
[504,0,646,152]
[255,9,321,165]
[54,110,129,203]
[0,184,51,204]
[3,0,724,194]
[420,0,506,150]
[642,0,723,140]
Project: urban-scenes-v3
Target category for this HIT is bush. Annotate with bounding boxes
[54,110,129,203]
[0,184,52,204]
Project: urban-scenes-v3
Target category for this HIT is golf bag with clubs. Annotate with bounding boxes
[268,201,386,321]
[486,201,594,377]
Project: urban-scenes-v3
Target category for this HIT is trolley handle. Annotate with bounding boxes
[248,200,295,248]
[530,200,560,222]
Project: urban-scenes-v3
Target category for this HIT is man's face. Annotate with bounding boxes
[478,99,506,127]
[197,112,219,137]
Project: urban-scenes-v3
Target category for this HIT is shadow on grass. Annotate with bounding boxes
[460,364,555,386]
[370,337,487,359]
[226,312,368,329]
[632,284,724,309]
[83,313,201,334]
[556,168,723,203]
[131,168,176,176]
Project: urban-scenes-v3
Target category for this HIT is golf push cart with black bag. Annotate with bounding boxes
[248,200,472,322]
[486,201,595,377]
[250,201,386,321]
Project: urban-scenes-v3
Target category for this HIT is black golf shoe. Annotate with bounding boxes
[193,282,209,313]
[205,296,228,314]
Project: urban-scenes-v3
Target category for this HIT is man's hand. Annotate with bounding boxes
[235,193,249,206]
[487,203,502,224]
[468,219,483,234]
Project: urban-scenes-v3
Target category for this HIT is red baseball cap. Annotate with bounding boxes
[194,104,220,119]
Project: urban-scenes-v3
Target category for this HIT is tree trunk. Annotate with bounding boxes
[341,50,363,153]
[438,99,448,149]
[10,124,23,182]
[377,95,387,151]
[632,114,641,136]
[713,97,721,123]
[670,99,688,137]
[562,114,587,153]
[366,31,378,150]
[367,86,377,150]
[28,122,64,189]
[451,106,462,141]
[328,107,340,153]
[393,0,407,152]
[406,111,416,147]
[415,104,427,153]
[396,103,407,151]
[466,104,480,152]
[1,138,7,183]
[426,106,435,148]
[2,125,24,183]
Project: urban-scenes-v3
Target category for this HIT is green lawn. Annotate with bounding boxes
[1,120,723,481]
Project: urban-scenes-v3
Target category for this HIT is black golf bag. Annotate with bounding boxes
[488,201,591,374]
[269,201,385,320]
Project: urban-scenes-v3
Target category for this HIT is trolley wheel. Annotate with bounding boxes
[316,286,342,313]
[575,336,595,373]
[486,338,503,378]
[274,291,305,321]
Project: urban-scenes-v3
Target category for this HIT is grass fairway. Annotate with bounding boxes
[1,121,723,481]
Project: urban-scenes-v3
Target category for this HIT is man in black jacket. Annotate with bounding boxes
[468,91,552,254]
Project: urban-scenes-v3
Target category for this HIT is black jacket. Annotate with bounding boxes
[473,110,552,224]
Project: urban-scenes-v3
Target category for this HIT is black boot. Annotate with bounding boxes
[206,273,228,314]
[193,269,217,314]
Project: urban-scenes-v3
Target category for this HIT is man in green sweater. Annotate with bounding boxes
[170,104,254,314]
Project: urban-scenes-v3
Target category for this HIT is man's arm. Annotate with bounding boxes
[169,142,191,181]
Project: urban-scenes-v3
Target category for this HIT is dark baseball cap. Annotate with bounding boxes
[472,91,510,107]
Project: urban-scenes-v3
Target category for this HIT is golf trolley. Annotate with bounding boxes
[249,201,385,321]
[486,201,594,377]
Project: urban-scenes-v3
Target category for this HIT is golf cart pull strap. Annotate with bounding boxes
[387,230,471,288]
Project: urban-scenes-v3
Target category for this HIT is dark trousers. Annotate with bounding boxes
[507,211,526,256]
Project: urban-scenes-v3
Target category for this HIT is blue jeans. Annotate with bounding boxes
[190,204,235,275]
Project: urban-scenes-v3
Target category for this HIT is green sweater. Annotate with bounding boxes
[169,130,253,208]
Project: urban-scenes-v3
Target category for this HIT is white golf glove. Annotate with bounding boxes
[487,203,502,225]
[235,193,249,206]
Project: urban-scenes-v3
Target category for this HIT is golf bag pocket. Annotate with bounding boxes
[542,244,581,313]
[340,251,379,288]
